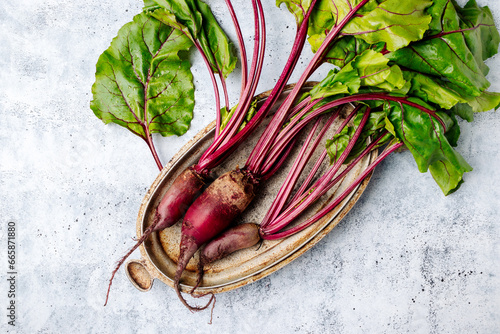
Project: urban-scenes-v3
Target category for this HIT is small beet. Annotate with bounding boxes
[201,223,261,265]
[189,223,261,292]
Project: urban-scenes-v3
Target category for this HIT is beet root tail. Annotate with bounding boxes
[104,166,207,306]
[174,234,214,312]
[190,257,205,294]
[104,220,161,306]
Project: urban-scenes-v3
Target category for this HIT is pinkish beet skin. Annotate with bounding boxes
[180,169,256,246]
[173,169,256,311]
[201,223,260,264]
[154,166,206,231]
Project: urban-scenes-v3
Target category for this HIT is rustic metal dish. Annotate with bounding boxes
[126,83,378,295]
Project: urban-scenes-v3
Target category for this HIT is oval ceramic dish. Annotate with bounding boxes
[126,83,378,295]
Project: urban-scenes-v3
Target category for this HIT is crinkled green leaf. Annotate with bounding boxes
[384,99,472,194]
[457,0,500,75]
[309,67,360,100]
[466,91,500,113]
[355,50,406,91]
[322,36,385,68]
[90,13,194,138]
[148,0,236,78]
[321,1,499,112]
[405,71,466,110]
[310,50,405,100]
[306,0,369,54]
[276,0,313,26]
[284,0,431,58]
[342,0,432,51]
[307,0,497,196]
[386,0,492,98]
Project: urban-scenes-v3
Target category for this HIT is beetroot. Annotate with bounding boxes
[174,169,257,310]
[154,167,207,229]
[188,223,261,292]
[201,223,260,265]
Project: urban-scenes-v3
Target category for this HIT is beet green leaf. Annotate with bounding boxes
[384,100,472,195]
[147,0,236,78]
[309,49,406,100]
[386,0,497,99]
[277,0,314,27]
[341,0,432,52]
[304,0,432,55]
[90,13,194,139]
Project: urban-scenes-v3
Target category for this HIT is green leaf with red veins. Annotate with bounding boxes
[276,0,313,27]
[386,0,493,98]
[322,35,385,68]
[309,49,405,100]
[302,0,432,60]
[148,0,237,78]
[90,13,194,139]
[341,0,433,52]
[355,50,405,91]
[307,0,370,53]
[384,100,472,195]
[465,91,500,113]
[429,158,467,195]
[456,0,499,75]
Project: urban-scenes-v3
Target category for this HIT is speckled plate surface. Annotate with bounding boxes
[127,83,378,294]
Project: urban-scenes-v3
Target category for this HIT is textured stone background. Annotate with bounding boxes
[1,0,499,333]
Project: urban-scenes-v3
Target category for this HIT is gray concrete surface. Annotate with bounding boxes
[1,0,499,333]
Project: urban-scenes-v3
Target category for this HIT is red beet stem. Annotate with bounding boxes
[263,142,404,240]
[195,0,318,172]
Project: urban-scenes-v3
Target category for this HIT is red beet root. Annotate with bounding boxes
[188,223,261,292]
[104,166,206,306]
[201,223,261,265]
[154,167,207,230]
[174,169,257,310]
